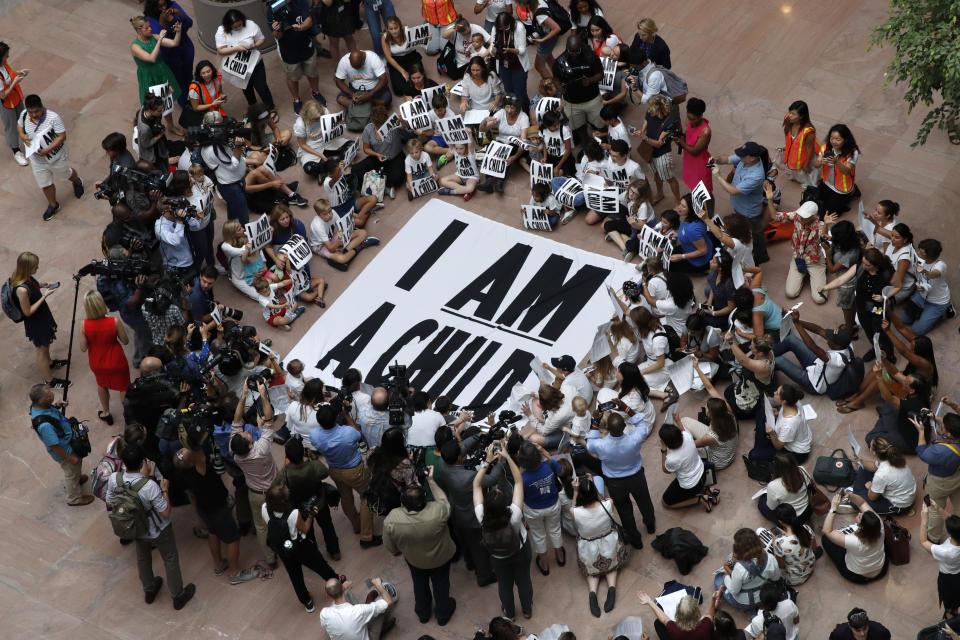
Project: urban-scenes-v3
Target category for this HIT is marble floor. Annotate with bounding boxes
[0,0,956,638]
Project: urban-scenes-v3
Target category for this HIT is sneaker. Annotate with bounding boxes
[623,250,637,262]
[42,203,61,221]
[50,359,69,370]
[356,237,380,252]
[372,201,385,211]
[145,577,163,604]
[312,91,327,107]
[437,187,452,195]
[278,324,292,332]
[287,192,309,207]
[213,559,229,575]
[172,583,196,610]
[293,99,303,114]
[67,495,95,506]
[295,306,307,317]
[560,208,577,225]
[493,180,504,194]
[48,377,71,390]
[193,526,209,539]
[326,258,349,272]
[948,303,956,319]
[387,186,396,199]
[261,338,273,347]
[463,192,473,201]
[229,567,259,585]
[359,535,383,549]
[437,153,450,168]
[13,150,28,166]
[304,598,316,613]
[73,178,84,199]
[407,190,414,201]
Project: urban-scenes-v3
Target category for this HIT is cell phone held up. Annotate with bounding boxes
[597,400,618,412]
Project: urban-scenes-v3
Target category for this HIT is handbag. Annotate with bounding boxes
[636,140,653,163]
[799,466,830,516]
[743,454,773,483]
[813,448,856,490]
[884,515,911,565]
[361,169,386,202]
[437,40,457,76]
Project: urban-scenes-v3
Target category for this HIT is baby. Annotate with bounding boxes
[569,396,592,437]
[469,32,490,60]
[285,358,312,400]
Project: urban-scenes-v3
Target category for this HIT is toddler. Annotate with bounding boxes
[253,276,305,331]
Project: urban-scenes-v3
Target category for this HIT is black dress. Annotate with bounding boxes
[20,278,56,347]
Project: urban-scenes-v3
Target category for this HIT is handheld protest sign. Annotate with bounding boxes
[377,112,402,139]
[279,234,312,271]
[530,161,553,188]
[334,209,355,250]
[290,268,311,295]
[692,180,712,215]
[327,176,350,207]
[421,84,447,114]
[584,187,620,215]
[534,96,561,124]
[521,205,553,231]
[555,177,583,207]
[410,176,439,198]
[436,114,471,145]
[148,83,175,116]
[341,139,359,167]
[480,140,511,179]
[399,99,432,131]
[599,57,617,92]
[406,23,432,49]
[245,214,273,252]
[319,112,346,143]
[221,48,260,89]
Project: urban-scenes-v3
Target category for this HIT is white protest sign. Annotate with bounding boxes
[530,161,553,189]
[637,225,673,270]
[555,177,583,208]
[210,304,223,326]
[534,97,561,124]
[462,109,488,125]
[584,187,620,215]
[377,112,402,139]
[319,112,345,143]
[406,23,432,49]
[591,321,612,362]
[692,180,712,215]
[873,332,884,363]
[449,81,465,97]
[779,310,796,340]
[480,140,511,178]
[284,286,298,312]
[327,176,350,207]
[506,135,533,151]
[455,151,480,180]
[399,99,431,131]
[857,200,876,244]
[148,83,175,117]
[665,355,695,396]
[599,57,617,92]
[847,427,861,458]
[290,268,311,295]
[334,209,355,250]
[245,214,272,252]
[436,114,470,145]
[764,395,777,435]
[607,286,624,319]
[279,234,312,271]
[521,205,553,231]
[341,139,359,167]
[410,176,439,198]
[421,84,447,113]
[221,48,260,89]
[530,358,553,383]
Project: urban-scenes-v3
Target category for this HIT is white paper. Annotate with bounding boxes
[341,139,359,167]
[607,287,624,319]
[399,100,431,131]
[462,109,488,125]
[692,180,712,215]
[480,140,511,179]
[732,259,745,288]
[599,56,616,92]
[221,48,260,89]
[555,177,583,208]
[857,200,876,243]
[210,304,223,326]
[764,395,777,434]
[847,427,861,458]
[609,616,644,640]
[376,112,402,139]
[436,114,470,145]
[656,589,688,622]
[279,234,312,271]
[751,487,768,500]
[406,23,432,49]
[778,311,795,341]
[802,403,817,420]
[591,322,613,362]
[148,82,175,117]
[449,80,465,97]
[584,187,620,215]
[245,214,272,252]
[873,332,883,363]
[521,205,553,231]
[410,176,439,198]
[534,97,561,124]
[530,358,553,383]
[665,355,695,396]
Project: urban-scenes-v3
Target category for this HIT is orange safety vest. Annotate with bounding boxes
[783,119,815,171]
[1,62,23,109]
[189,73,226,117]
[820,143,856,193]
[516,4,531,24]
[589,34,619,57]
[422,0,457,26]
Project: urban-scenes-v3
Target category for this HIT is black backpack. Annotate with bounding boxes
[266,508,294,555]
[364,468,402,516]
[481,522,523,559]
[1,279,24,323]
[822,349,865,401]
[534,0,573,35]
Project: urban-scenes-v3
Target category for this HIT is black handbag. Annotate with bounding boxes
[743,454,773,483]
[812,448,856,490]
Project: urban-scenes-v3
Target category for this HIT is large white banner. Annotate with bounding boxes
[285,201,635,411]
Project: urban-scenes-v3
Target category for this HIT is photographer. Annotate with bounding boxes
[136,94,172,172]
[230,377,279,567]
[97,247,153,367]
[121,160,167,229]
[551,35,604,144]
[170,168,215,270]
[357,386,391,448]
[94,132,136,196]
[215,337,282,413]
[155,196,196,281]
[917,402,960,542]
[142,278,186,346]
[29,383,94,506]
[124,356,182,456]
[199,132,250,225]
[187,265,218,323]
[275,437,341,560]
[268,0,324,113]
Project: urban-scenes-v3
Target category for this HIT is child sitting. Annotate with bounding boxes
[422,92,454,166]
[438,141,479,201]
[317,159,380,228]
[569,396,592,437]
[269,252,328,307]
[404,138,439,200]
[529,182,561,229]
[253,276,305,332]
[470,32,491,60]
[285,358,312,400]
[307,199,378,272]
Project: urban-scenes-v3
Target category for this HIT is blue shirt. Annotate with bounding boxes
[31,406,73,462]
[146,2,194,63]
[188,277,215,320]
[678,220,713,267]
[267,0,313,64]
[155,217,194,268]
[728,153,765,218]
[917,440,960,477]
[586,414,650,477]
[521,460,561,509]
[310,424,362,469]
[97,277,146,327]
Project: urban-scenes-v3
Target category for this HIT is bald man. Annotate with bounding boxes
[354,386,391,448]
[334,49,391,110]
[123,355,181,458]
[319,576,396,640]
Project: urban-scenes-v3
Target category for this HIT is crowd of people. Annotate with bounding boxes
[4,0,960,639]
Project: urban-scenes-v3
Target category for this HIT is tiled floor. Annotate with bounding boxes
[0,0,956,638]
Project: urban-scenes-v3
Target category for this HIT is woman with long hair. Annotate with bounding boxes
[79,290,130,424]
[669,193,713,273]
[851,436,917,515]
[586,353,617,390]
[629,306,672,392]
[821,247,893,360]
[703,251,737,329]
[293,99,349,175]
[824,219,862,334]
[884,222,917,304]
[570,473,627,617]
[458,56,504,114]
[144,0,195,109]
[0,42,28,166]
[586,15,620,57]
[367,426,418,489]
[182,60,226,126]
[130,15,184,135]
[758,385,812,464]
[681,372,739,469]
[616,361,655,426]
[381,16,423,95]
[697,210,754,283]
[285,378,323,450]
[353,105,409,195]
[814,123,860,214]
[821,492,888,583]
[724,334,777,420]
[780,100,818,187]
[730,268,782,342]
[215,9,275,120]
[607,315,639,366]
[659,422,717,512]
[714,528,781,610]
[761,451,810,523]
[767,503,817,585]
[568,0,604,38]
[522,382,574,449]
[11,252,65,386]
[490,13,531,112]
[220,219,271,301]
[473,444,534,620]
[514,0,564,80]
[641,270,698,337]
[629,17,671,67]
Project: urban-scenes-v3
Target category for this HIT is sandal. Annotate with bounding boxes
[535,556,550,576]
[270,109,280,124]
[837,405,861,414]
[213,559,229,575]
[698,494,713,513]
[661,388,679,413]
[97,410,114,426]
[706,487,720,505]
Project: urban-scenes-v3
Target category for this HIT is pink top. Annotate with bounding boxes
[682,118,712,192]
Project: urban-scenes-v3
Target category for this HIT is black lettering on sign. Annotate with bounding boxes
[406,326,472,390]
[446,243,532,320]
[425,334,489,398]
[469,348,536,409]
[495,255,611,341]
[317,302,396,376]
[366,319,439,385]
[545,131,564,158]
[443,339,502,401]
[395,219,468,291]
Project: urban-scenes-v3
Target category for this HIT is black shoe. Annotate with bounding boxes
[238,522,253,537]
[287,192,309,207]
[359,535,383,549]
[589,591,601,618]
[144,577,163,604]
[437,598,456,626]
[73,178,84,199]
[42,203,61,221]
[172,583,196,610]
[47,378,71,390]
[494,180,504,194]
[50,359,69,370]
[317,47,332,58]
[326,258,349,272]
[646,520,656,535]
[948,303,956,319]
[604,586,617,613]
[477,181,493,193]
[477,575,497,587]
[630,538,644,550]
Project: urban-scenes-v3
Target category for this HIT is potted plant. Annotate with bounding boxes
[193,0,277,54]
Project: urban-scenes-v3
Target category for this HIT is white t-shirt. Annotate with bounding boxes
[622,389,655,427]
[257,282,284,320]
[319,599,390,640]
[602,157,644,188]
[309,215,336,251]
[614,335,640,365]
[474,501,527,543]
[931,540,960,574]
[775,411,812,454]
[918,259,950,305]
[765,477,809,515]
[570,413,592,437]
[543,125,572,159]
[324,175,350,207]
[477,0,512,22]
[665,431,704,489]
[404,150,432,178]
[885,242,917,291]
[449,24,491,67]
[531,193,560,212]
[640,331,669,364]
[220,242,247,281]
[285,402,320,449]
[215,21,264,50]
[335,50,387,91]
[730,237,756,269]
[286,374,305,400]
[655,296,696,337]
[21,109,67,163]
[746,599,799,640]
[844,525,885,576]
[607,120,630,149]
[407,409,447,447]
[805,348,848,394]
[200,146,246,185]
[493,109,529,142]
[871,460,917,508]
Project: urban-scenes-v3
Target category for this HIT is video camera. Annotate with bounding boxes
[386,363,409,426]
[79,256,152,281]
[158,404,226,474]
[269,0,296,29]
[94,165,166,203]
[143,276,188,316]
[186,121,252,147]
[163,196,198,220]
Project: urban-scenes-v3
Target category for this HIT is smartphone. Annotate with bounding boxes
[925,494,933,507]
[47,282,60,290]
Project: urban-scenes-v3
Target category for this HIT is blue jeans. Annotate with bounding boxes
[218,181,249,225]
[363,0,396,56]
[551,177,585,208]
[773,335,820,395]
[498,67,529,112]
[188,223,215,269]
[903,291,949,335]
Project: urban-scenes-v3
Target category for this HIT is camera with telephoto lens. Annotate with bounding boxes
[209,300,243,322]
[269,0,294,29]
[301,493,323,517]
[246,370,273,392]
[79,256,152,281]
[163,196,198,220]
[186,121,251,147]
[386,362,410,426]
[908,408,933,433]
[664,120,682,142]
[148,118,166,137]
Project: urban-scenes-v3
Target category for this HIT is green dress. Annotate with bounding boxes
[132,36,181,104]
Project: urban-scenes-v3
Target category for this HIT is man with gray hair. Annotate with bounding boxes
[29,383,93,506]
[355,386,391,448]
[319,576,397,640]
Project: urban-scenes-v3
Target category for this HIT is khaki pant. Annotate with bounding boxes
[926,471,960,542]
[248,490,276,565]
[329,463,374,541]
[786,257,827,304]
[59,457,84,504]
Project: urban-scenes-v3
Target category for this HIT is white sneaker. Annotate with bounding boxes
[13,150,27,166]
[560,208,576,225]
[387,186,396,200]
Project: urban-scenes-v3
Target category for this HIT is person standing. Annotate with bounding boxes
[274,437,342,560]
[363,0,398,57]
[79,291,130,426]
[319,576,397,640]
[383,467,458,625]
[144,0,195,109]
[269,0,324,113]
[712,141,767,264]
[0,42,29,166]
[130,16,184,135]
[551,35,603,144]
[17,95,84,221]
[29,383,93,506]
[917,406,960,542]
[422,0,459,56]
[919,502,960,619]
[106,444,196,609]
[584,412,655,548]
[10,252,67,387]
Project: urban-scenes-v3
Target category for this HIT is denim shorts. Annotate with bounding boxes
[537,34,559,56]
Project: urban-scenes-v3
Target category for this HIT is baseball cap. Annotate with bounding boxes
[734,141,762,157]
[796,201,819,219]
[825,328,853,348]
[551,355,576,371]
